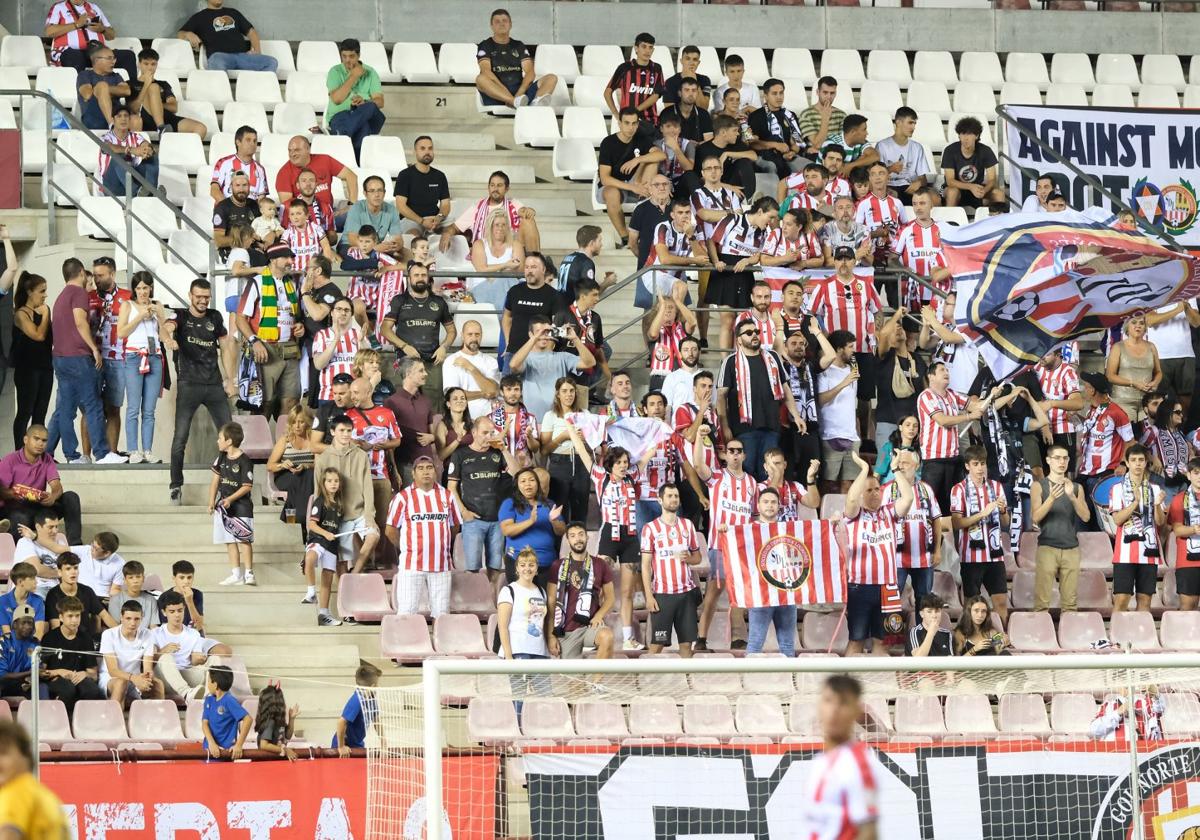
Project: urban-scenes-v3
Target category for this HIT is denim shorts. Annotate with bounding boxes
[102,359,126,407]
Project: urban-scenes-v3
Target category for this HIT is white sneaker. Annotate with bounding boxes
[128,451,145,464]
[94,452,128,465]
[219,571,244,586]
[243,570,256,586]
[530,94,549,107]
[143,451,161,464]
[68,456,90,465]
[622,639,644,651]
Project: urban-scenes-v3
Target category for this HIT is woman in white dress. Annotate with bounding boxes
[470,208,525,273]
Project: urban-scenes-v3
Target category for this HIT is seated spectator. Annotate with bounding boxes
[778,162,832,213]
[14,511,69,600]
[156,560,205,630]
[106,560,160,629]
[470,209,525,275]
[604,33,665,133]
[0,564,45,639]
[749,79,805,179]
[694,115,757,196]
[443,321,501,420]
[41,596,104,713]
[713,88,752,143]
[97,105,159,197]
[45,0,137,80]
[1089,687,1164,743]
[333,662,381,756]
[1045,192,1069,212]
[874,108,929,204]
[0,424,81,544]
[654,114,696,199]
[45,552,112,635]
[941,117,1006,208]
[393,137,451,237]
[643,198,708,313]
[1021,174,1056,213]
[153,591,231,700]
[343,226,402,335]
[74,531,124,600]
[202,665,249,759]
[547,522,615,659]
[659,77,713,145]
[663,46,713,110]
[178,0,279,73]
[127,48,207,138]
[76,45,129,130]
[509,316,595,420]
[498,467,564,585]
[830,114,880,177]
[712,55,760,116]
[276,136,358,230]
[820,196,872,266]
[313,415,379,577]
[211,127,269,203]
[475,8,558,109]
[906,594,955,656]
[448,171,540,255]
[254,683,300,760]
[213,173,258,258]
[291,169,335,232]
[954,595,1010,656]
[345,177,404,256]
[598,108,667,246]
[326,39,386,160]
[798,77,845,157]
[0,607,49,699]
[99,600,164,707]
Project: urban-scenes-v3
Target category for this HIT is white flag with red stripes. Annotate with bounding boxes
[719,520,845,608]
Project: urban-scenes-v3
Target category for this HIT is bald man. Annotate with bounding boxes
[442,320,501,418]
[274,135,358,230]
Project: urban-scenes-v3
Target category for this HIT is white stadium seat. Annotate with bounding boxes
[952,81,997,114]
[858,80,903,114]
[234,71,283,108]
[913,51,958,88]
[771,49,816,84]
[393,43,448,84]
[0,68,31,104]
[257,41,296,80]
[728,48,769,84]
[819,49,866,88]
[35,67,78,109]
[816,83,857,112]
[914,113,947,152]
[115,225,166,272]
[149,38,196,77]
[535,45,579,86]
[561,106,607,147]
[439,43,483,85]
[906,81,952,118]
[476,90,514,117]
[1091,84,1134,108]
[132,196,179,239]
[0,36,47,74]
[167,227,212,270]
[175,101,219,138]
[221,102,269,136]
[185,70,234,107]
[355,167,392,196]
[157,133,207,173]
[1004,53,1049,87]
[1095,54,1139,88]
[681,47,722,82]
[295,41,340,74]
[182,196,212,228]
[867,50,912,86]
[513,106,560,148]
[49,163,93,209]
[0,102,14,130]
[571,76,610,112]
[1184,86,1200,108]
[272,102,318,135]
[1045,83,1088,107]
[581,45,623,79]
[156,166,192,206]
[259,134,292,170]
[359,135,407,174]
[311,134,355,165]
[77,196,123,238]
[862,111,892,141]
[958,52,1003,89]
[552,138,597,180]
[1141,55,1186,92]
[950,112,995,147]
[284,72,328,111]
[1051,54,1096,90]
[206,132,235,166]
[779,78,808,112]
[360,42,400,83]
[1138,85,1180,108]
[21,130,48,173]
[931,206,970,226]
[54,130,98,173]
[999,82,1043,105]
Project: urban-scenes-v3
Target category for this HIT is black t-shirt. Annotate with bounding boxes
[170,307,227,386]
[906,626,955,656]
[747,107,799,146]
[393,165,450,218]
[659,103,713,143]
[446,447,511,521]
[156,588,205,626]
[556,251,595,303]
[598,132,647,183]
[312,400,350,445]
[180,7,253,54]
[385,292,453,359]
[969,369,1041,482]
[301,280,346,339]
[941,141,999,186]
[695,138,751,170]
[503,283,564,349]
[630,199,671,267]
[556,307,605,357]
[129,78,177,109]
[45,583,104,628]
[875,350,927,425]
[717,350,786,435]
[476,37,530,89]
[307,497,342,554]
[662,73,713,106]
[41,627,97,672]
[213,196,256,233]
[212,452,254,518]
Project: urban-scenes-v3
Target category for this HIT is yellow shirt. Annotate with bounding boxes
[0,773,69,840]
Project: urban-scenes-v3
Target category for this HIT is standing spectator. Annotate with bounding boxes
[664,46,713,109]
[381,262,456,410]
[604,372,641,421]
[1146,300,1200,419]
[313,415,379,576]
[210,127,268,202]
[694,115,758,196]
[1143,398,1192,496]
[178,0,278,73]
[653,114,696,200]
[748,79,805,178]
[127,47,207,138]
[540,378,589,524]
[547,522,616,659]
[873,108,930,203]
[443,321,501,420]
[393,136,451,237]
[893,190,951,311]
[276,136,358,227]
[209,422,255,586]
[236,244,304,420]
[780,330,820,480]
[164,279,236,506]
[885,450,943,607]
[733,282,777,350]
[497,548,551,672]
[646,296,697,393]
[598,108,667,245]
[1030,444,1090,612]
[660,78,714,145]
[45,552,111,634]
[820,196,873,266]
[509,318,594,421]
[604,33,665,130]
[11,271,53,450]
[86,256,127,460]
[918,361,981,513]
[941,117,1006,208]
[265,405,317,532]
[1168,457,1200,612]
[45,0,136,79]
[641,485,702,657]
[115,272,167,463]
[97,104,159,196]
[326,39,386,160]
[75,45,129,130]
[201,666,250,759]
[875,308,926,451]
[743,488,797,656]
[705,198,778,348]
[386,358,438,480]
[475,8,558,109]
[152,591,230,700]
[557,226,615,303]
[1078,372,1135,504]
[448,172,541,255]
[502,253,565,361]
[1106,314,1162,426]
[628,177,673,270]
[760,447,820,521]
[345,177,404,254]
[817,330,861,493]
[0,425,82,543]
[558,276,610,397]
[951,445,1011,623]
[661,337,704,412]
[855,161,911,266]
[798,77,846,157]
[99,600,164,706]
[1037,347,1083,472]
[254,684,300,760]
[304,466,345,622]
[42,596,104,713]
[906,594,955,657]
[346,377,402,547]
[1109,444,1165,613]
[311,299,360,404]
[386,456,462,617]
[448,417,516,585]
[499,467,564,585]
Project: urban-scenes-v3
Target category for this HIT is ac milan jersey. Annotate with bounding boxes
[1078,401,1133,477]
[638,432,686,500]
[640,516,700,594]
[690,187,743,242]
[1108,480,1162,566]
[706,469,758,547]
[808,276,881,353]
[88,286,131,361]
[855,192,909,259]
[734,310,776,347]
[710,215,768,258]
[282,222,326,273]
[950,478,1006,565]
[884,479,941,569]
[211,154,269,200]
[607,61,665,124]
[917,388,968,461]
[590,462,639,540]
[311,327,360,401]
[844,503,898,585]
[795,742,881,840]
[650,320,689,375]
[347,405,401,481]
[1037,363,1080,436]
[386,485,462,573]
[757,480,811,522]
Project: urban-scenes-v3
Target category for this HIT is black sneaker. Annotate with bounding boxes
[693,638,709,652]
[169,487,182,506]
[342,615,359,626]
[731,639,747,650]
[699,338,709,350]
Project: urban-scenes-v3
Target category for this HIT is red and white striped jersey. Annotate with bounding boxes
[344,247,387,312]
[734,309,776,347]
[763,228,823,264]
[590,462,639,540]
[88,286,131,361]
[347,405,401,481]
[311,327,361,401]
[643,221,696,275]
[795,742,881,840]
[211,154,269,200]
[690,186,742,242]
[1078,401,1134,477]
[282,222,326,273]
[638,432,686,500]
[1037,362,1080,436]
[97,129,148,180]
[386,485,462,572]
[1109,479,1162,566]
[783,187,824,213]
[710,215,769,258]
[757,480,811,522]
[917,387,968,461]
[650,319,689,375]
[893,220,949,308]
[808,276,881,353]
[640,515,700,594]
[884,479,942,569]
[673,404,721,474]
[828,176,851,198]
[950,478,1006,565]
[46,2,109,63]
[707,469,758,547]
[855,192,908,256]
[844,503,898,585]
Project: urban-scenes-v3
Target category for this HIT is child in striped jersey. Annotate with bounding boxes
[341,225,395,338]
[282,199,336,276]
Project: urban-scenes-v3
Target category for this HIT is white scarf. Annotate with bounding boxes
[965,478,1004,560]
[1187,488,1200,561]
[1120,475,1159,557]
[734,350,785,425]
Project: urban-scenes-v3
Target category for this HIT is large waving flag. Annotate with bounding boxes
[605,417,673,463]
[719,521,844,608]
[943,210,1200,378]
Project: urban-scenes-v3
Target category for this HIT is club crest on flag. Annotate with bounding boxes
[757,534,811,591]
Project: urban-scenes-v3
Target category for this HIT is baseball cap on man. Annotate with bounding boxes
[413,455,435,467]
[1080,371,1112,395]
[266,244,294,260]
[11,605,35,622]
[833,246,855,260]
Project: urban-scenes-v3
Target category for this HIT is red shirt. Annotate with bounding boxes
[274,154,346,222]
[346,405,401,482]
[1037,363,1080,436]
[1078,401,1133,477]
[808,276,881,353]
[1168,489,1200,570]
[386,485,461,572]
[844,503,898,585]
[950,478,1007,565]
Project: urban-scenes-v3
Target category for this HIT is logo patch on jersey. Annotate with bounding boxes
[756,534,811,591]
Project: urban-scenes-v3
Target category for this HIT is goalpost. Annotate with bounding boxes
[365,653,1200,840]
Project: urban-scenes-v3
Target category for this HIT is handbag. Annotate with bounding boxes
[891,353,916,399]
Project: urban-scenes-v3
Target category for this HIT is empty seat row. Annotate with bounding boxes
[1009,609,1200,653]
[19,699,188,746]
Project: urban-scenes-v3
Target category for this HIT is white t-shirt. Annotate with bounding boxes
[661,366,700,413]
[1021,195,1045,213]
[75,545,125,596]
[1147,301,1197,360]
[151,623,218,669]
[949,342,980,394]
[816,362,859,442]
[99,626,155,680]
[873,137,930,187]
[442,350,501,420]
[13,538,60,592]
[497,582,549,657]
[712,81,761,113]
[539,412,575,455]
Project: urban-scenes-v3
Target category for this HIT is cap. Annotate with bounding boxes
[413,455,435,467]
[331,372,355,386]
[833,245,855,260]
[10,604,35,622]
[1080,371,1112,396]
[265,244,294,260]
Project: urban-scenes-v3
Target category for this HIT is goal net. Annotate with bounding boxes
[366,653,1200,840]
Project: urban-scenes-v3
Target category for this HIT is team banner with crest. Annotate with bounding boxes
[719,520,844,608]
[1003,104,1200,247]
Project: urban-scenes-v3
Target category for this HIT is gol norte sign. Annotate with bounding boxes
[1094,744,1200,839]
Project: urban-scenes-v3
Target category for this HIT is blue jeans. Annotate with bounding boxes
[47,355,109,461]
[461,518,504,571]
[635,500,661,540]
[205,52,280,73]
[897,567,934,611]
[738,429,779,481]
[329,101,386,161]
[123,353,163,452]
[102,157,159,196]
[747,605,797,656]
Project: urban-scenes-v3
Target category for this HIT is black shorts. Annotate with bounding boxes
[704,262,753,309]
[1176,567,1200,597]
[961,561,1007,599]
[650,588,701,646]
[853,352,877,400]
[140,107,181,132]
[1113,563,1157,596]
[598,530,640,565]
[846,583,884,642]
[953,187,985,208]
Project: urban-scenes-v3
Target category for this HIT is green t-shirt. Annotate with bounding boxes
[325,63,383,126]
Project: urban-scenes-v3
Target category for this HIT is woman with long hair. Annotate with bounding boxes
[499,467,565,586]
[115,271,169,463]
[11,272,53,448]
[954,595,1011,656]
[470,208,524,273]
[1143,398,1193,500]
[875,415,920,483]
[267,404,318,538]
[1106,313,1162,428]
[436,386,473,462]
[255,683,300,760]
[540,377,590,523]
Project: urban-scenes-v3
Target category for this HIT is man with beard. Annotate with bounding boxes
[547,522,616,660]
[661,336,703,412]
[85,256,128,460]
[394,136,451,237]
[502,253,564,366]
[641,484,703,657]
[442,170,540,254]
[210,126,268,203]
[213,172,258,258]
[777,162,834,214]
[164,279,237,505]
[733,281,776,349]
[490,375,540,468]
[236,244,304,420]
[381,262,456,411]
[443,321,500,420]
[781,329,820,481]
[820,195,872,267]
[1036,347,1083,475]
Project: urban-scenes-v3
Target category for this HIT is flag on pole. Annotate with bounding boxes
[944,210,1200,379]
[719,520,844,608]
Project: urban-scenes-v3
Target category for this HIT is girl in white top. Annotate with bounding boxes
[540,378,591,526]
[116,271,169,464]
[497,549,550,660]
[470,208,525,274]
[224,224,260,316]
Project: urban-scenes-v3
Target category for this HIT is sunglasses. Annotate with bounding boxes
[737,331,758,338]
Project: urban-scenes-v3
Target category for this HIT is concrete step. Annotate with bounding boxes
[380,87,481,117]
[235,644,363,674]
[81,511,300,546]
[218,626,384,659]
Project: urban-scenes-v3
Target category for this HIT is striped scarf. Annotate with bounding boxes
[255,271,298,342]
[734,350,785,425]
